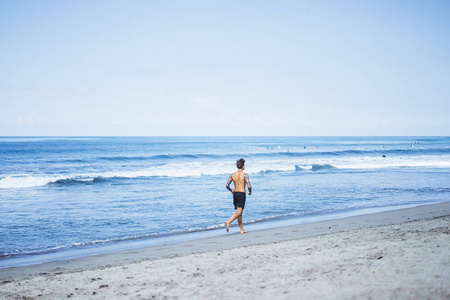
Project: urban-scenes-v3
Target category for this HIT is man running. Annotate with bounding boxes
[225,158,252,233]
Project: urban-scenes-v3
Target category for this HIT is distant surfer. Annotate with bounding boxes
[225,158,252,234]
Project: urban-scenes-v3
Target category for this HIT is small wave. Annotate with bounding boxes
[43,147,450,164]
[51,176,108,186]
[295,164,336,171]
[251,147,450,159]
[0,175,65,189]
[295,165,305,171]
[311,164,335,171]
[380,187,450,194]
[0,175,111,189]
[258,169,279,174]
[0,238,127,259]
[98,153,223,162]
[0,166,233,189]
[0,223,233,259]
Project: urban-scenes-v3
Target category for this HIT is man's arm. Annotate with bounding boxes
[245,173,252,195]
[226,175,233,193]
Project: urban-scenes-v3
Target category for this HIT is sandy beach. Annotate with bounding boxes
[1,202,449,299]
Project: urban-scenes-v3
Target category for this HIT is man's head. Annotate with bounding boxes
[236,158,245,170]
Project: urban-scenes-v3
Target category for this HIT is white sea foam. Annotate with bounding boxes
[1,155,449,189]
[324,155,450,170]
[0,175,68,189]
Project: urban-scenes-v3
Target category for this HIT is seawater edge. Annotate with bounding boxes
[1,201,445,270]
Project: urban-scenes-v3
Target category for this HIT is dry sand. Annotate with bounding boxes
[1,202,449,299]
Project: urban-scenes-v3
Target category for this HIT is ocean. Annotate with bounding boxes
[1,136,449,268]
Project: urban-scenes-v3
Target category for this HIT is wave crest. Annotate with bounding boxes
[295,164,336,171]
[2,154,450,189]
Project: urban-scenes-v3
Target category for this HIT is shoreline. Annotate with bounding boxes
[1,201,449,283]
[0,202,436,269]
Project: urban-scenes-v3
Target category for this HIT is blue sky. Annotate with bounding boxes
[1,0,449,136]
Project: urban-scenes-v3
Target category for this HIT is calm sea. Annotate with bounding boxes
[1,136,449,267]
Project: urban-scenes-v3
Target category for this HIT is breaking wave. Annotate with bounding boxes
[295,164,336,171]
[1,153,450,189]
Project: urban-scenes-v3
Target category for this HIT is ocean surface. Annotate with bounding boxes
[1,136,449,268]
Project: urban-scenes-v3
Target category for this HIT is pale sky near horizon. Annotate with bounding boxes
[1,0,449,136]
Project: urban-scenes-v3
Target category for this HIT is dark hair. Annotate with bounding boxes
[236,158,245,169]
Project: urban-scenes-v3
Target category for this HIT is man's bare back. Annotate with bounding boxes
[228,170,251,194]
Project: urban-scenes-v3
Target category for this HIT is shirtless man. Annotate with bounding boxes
[225,158,252,233]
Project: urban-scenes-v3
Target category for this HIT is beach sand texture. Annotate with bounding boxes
[1,203,449,299]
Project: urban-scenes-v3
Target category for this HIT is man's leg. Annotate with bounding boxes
[225,207,243,232]
[237,214,247,234]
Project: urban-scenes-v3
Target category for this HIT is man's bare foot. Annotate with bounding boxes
[240,230,248,234]
[225,221,229,232]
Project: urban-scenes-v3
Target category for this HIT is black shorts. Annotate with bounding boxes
[233,192,246,210]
